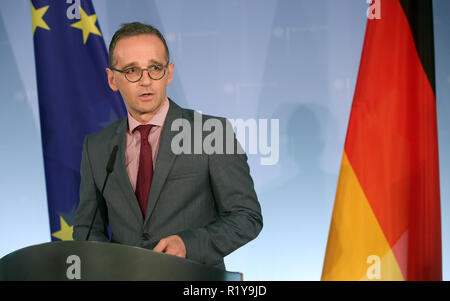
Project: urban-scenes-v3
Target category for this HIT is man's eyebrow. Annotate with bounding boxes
[121,61,139,69]
[148,59,165,66]
[119,59,166,69]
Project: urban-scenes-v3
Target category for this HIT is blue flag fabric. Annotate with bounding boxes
[31,0,126,241]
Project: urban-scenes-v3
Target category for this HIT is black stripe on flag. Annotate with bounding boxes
[398,0,436,94]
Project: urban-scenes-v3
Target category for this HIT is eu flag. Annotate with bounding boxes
[31,0,126,241]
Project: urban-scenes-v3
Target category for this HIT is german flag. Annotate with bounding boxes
[322,0,441,280]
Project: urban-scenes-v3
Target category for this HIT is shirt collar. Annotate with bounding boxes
[127,97,170,133]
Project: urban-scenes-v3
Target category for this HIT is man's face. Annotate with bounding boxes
[106,34,174,123]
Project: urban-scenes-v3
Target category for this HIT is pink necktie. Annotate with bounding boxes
[135,125,153,217]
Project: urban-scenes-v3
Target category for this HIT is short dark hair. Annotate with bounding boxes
[108,22,170,67]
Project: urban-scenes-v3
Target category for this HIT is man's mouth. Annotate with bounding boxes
[139,92,155,99]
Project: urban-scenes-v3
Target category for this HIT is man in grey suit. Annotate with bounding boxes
[73,22,263,269]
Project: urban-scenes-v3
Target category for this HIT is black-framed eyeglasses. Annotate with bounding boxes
[110,64,168,82]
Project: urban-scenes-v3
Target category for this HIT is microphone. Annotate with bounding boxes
[85,145,119,241]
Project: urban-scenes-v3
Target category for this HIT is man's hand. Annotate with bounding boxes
[153,235,186,258]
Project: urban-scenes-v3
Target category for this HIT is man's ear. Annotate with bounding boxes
[106,68,119,91]
[166,62,174,86]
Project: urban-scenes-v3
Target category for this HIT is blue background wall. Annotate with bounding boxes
[0,0,449,280]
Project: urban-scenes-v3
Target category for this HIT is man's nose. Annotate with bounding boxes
[139,70,152,85]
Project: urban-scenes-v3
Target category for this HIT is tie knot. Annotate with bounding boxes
[135,124,153,139]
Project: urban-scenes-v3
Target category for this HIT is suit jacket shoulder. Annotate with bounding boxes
[85,117,127,149]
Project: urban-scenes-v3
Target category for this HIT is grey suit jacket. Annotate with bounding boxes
[73,99,263,268]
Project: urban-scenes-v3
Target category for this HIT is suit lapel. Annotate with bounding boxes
[144,99,182,226]
[110,118,144,224]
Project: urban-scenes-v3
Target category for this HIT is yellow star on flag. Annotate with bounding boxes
[31,2,50,35]
[70,7,102,44]
[52,216,74,241]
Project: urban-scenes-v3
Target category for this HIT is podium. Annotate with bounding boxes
[0,241,242,281]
